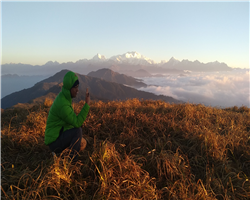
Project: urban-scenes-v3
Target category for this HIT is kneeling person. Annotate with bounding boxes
[44,71,90,162]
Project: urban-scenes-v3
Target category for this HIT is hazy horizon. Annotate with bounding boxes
[0,51,248,70]
[1,68,249,109]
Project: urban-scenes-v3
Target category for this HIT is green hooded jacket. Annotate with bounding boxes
[44,71,90,145]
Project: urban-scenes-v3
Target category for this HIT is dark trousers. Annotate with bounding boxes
[49,127,82,162]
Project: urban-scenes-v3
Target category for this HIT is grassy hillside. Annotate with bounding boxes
[1,99,250,199]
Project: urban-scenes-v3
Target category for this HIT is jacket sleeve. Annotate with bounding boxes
[60,103,90,128]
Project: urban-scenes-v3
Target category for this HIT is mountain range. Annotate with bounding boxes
[1,69,181,109]
[1,51,233,76]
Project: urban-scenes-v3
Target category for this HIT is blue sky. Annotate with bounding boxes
[1,1,249,68]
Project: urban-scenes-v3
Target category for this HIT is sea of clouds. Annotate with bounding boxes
[137,69,250,108]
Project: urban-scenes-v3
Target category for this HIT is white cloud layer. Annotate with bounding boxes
[137,69,250,108]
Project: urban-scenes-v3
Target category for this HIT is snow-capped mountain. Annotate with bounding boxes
[167,57,180,66]
[1,51,233,77]
[109,51,155,65]
[160,57,180,65]
[92,53,106,61]
[85,52,232,72]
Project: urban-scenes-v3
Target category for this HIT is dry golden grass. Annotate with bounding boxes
[1,99,250,199]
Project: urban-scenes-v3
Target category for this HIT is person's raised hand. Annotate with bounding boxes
[85,88,90,105]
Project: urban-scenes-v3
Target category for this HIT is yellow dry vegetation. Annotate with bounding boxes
[1,99,250,199]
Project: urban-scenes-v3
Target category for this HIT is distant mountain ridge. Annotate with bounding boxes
[87,68,147,88]
[1,69,181,109]
[2,51,233,76]
[160,58,231,71]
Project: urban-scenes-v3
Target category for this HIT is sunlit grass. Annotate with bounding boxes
[1,99,250,199]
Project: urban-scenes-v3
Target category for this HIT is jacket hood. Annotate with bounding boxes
[62,71,79,103]
[63,71,79,90]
